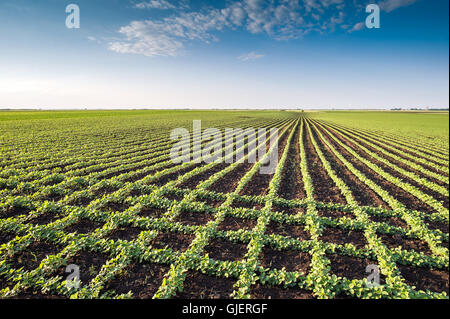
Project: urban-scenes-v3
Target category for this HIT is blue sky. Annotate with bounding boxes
[0,0,448,109]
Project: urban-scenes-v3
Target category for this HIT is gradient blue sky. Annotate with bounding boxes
[0,0,448,109]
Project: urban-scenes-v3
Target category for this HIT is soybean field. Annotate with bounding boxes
[0,110,448,299]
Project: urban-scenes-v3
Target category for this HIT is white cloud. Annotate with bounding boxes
[109,21,184,57]
[238,51,264,61]
[109,6,239,56]
[110,0,416,57]
[348,21,365,33]
[378,0,418,13]
[135,0,175,10]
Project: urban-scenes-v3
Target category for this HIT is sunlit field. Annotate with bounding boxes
[1,110,448,299]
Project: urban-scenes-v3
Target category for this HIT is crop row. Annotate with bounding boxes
[0,114,448,299]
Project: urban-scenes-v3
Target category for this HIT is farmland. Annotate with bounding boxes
[0,110,448,299]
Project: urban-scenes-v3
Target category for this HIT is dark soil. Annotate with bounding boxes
[303,124,346,205]
[265,221,310,241]
[101,201,130,213]
[164,192,184,202]
[102,162,161,181]
[240,129,291,197]
[123,170,151,184]
[327,126,449,209]
[272,205,303,215]
[217,217,257,232]
[330,125,449,188]
[426,220,449,234]
[251,283,314,299]
[64,219,104,235]
[150,232,194,252]
[209,163,254,194]
[327,254,385,283]
[239,170,274,197]
[27,213,61,226]
[310,124,389,209]
[317,209,355,220]
[0,231,16,245]
[260,247,311,273]
[139,206,167,219]
[91,186,119,197]
[315,124,436,213]
[346,127,448,171]
[200,198,225,208]
[439,240,449,249]
[399,264,449,294]
[204,239,248,262]
[107,227,143,242]
[10,241,63,272]
[2,207,31,219]
[278,127,305,200]
[104,262,169,298]
[179,163,230,190]
[378,233,432,255]
[55,249,110,285]
[176,210,214,226]
[230,199,255,210]
[175,271,236,299]
[0,275,13,291]
[369,215,409,230]
[382,149,448,193]
[333,292,355,299]
[67,195,92,207]
[320,227,367,250]
[150,164,203,186]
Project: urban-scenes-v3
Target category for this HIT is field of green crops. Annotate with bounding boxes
[0,110,448,299]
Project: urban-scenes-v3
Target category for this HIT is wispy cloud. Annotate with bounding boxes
[378,0,418,13]
[109,5,238,56]
[110,0,417,57]
[348,21,365,33]
[238,51,264,61]
[135,0,175,10]
[109,21,184,56]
